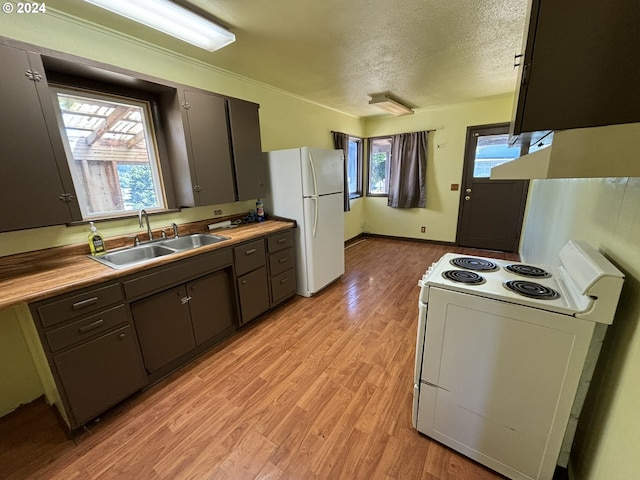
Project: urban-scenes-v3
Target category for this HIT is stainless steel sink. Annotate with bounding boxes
[159,233,228,251]
[91,244,175,269]
[89,233,229,269]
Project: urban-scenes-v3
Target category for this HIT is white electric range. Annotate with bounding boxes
[413,240,624,480]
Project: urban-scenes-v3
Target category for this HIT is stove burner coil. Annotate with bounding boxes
[449,257,498,272]
[505,264,551,278]
[442,270,485,285]
[503,280,560,300]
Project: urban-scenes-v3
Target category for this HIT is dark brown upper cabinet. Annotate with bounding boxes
[173,89,236,207]
[0,36,266,229]
[227,98,266,201]
[511,0,640,136]
[0,44,81,232]
[169,92,266,207]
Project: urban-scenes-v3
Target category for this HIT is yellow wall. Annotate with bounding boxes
[0,308,41,414]
[363,95,514,241]
[520,178,640,480]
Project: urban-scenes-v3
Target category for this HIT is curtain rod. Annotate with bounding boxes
[331,129,436,136]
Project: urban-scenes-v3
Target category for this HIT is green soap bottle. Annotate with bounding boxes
[88,221,106,256]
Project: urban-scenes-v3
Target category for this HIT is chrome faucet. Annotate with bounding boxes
[138,209,153,241]
[171,222,179,238]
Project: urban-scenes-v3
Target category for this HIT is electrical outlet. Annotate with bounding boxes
[421,226,426,233]
[214,209,223,215]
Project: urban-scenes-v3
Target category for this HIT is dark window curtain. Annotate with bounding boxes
[388,131,428,208]
[331,131,351,212]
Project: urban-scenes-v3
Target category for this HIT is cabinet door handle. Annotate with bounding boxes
[25,69,43,81]
[241,280,247,285]
[181,296,192,305]
[72,297,98,310]
[79,319,104,333]
[245,248,256,255]
[277,238,287,244]
[513,53,522,68]
[278,258,288,264]
[119,333,126,340]
[280,278,289,284]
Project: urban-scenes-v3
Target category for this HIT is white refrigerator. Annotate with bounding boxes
[264,147,345,297]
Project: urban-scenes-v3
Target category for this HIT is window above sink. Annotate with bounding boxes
[51,87,168,221]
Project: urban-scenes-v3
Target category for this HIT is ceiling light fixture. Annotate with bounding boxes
[369,94,414,116]
[84,0,236,52]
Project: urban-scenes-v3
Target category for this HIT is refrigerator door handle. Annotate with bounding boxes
[308,151,319,198]
[311,196,319,237]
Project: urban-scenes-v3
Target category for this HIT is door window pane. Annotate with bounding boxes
[52,88,166,219]
[473,134,521,178]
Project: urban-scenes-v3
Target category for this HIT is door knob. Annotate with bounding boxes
[465,188,471,193]
[465,196,471,201]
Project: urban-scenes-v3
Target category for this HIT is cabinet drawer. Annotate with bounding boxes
[269,248,294,277]
[38,284,123,328]
[233,238,266,276]
[46,304,129,352]
[270,269,296,305]
[267,230,293,253]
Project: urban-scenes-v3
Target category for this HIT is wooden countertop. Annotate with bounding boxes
[0,220,295,311]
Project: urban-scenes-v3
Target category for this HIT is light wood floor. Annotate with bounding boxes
[1,238,519,480]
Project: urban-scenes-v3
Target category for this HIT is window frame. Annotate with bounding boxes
[347,135,363,199]
[50,85,168,221]
[366,135,393,197]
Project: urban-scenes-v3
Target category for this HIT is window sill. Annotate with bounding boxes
[67,208,182,227]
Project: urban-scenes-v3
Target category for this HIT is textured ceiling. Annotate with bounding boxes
[48,0,529,117]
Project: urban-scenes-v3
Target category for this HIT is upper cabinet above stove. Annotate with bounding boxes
[511,0,640,137]
[497,0,640,180]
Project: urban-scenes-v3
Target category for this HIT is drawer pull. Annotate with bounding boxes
[278,258,288,264]
[277,238,287,244]
[280,278,289,284]
[72,297,98,310]
[245,248,257,255]
[78,319,104,333]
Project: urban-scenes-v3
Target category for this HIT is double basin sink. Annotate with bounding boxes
[90,233,229,270]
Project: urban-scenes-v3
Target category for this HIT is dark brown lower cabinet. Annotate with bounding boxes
[54,324,146,426]
[266,230,296,306]
[237,266,270,325]
[28,231,294,429]
[131,270,236,373]
[131,285,196,373]
[189,270,235,345]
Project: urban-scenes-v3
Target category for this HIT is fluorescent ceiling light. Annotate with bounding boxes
[369,94,414,116]
[84,0,236,52]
